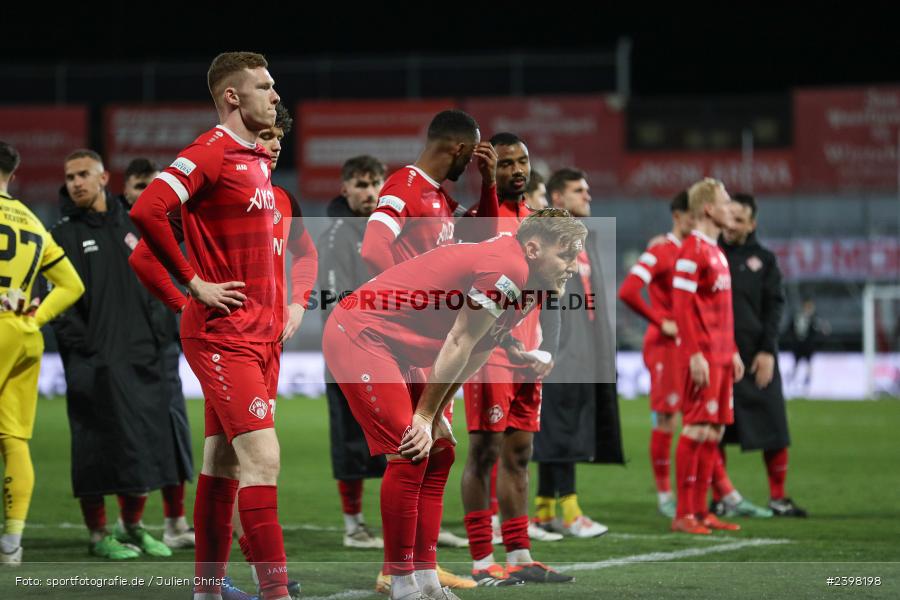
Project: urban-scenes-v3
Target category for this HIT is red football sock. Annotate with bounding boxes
[712,445,735,502]
[489,462,499,515]
[464,509,494,562]
[675,435,701,519]
[238,534,254,564]
[381,457,428,575]
[693,440,719,519]
[239,485,289,600]
[338,479,363,515]
[193,474,238,595]
[162,483,186,519]
[764,447,788,500]
[117,494,148,526]
[415,443,454,570]
[79,495,106,532]
[650,429,673,493]
[500,515,530,554]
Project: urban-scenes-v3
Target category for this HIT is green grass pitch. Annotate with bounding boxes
[1,396,898,599]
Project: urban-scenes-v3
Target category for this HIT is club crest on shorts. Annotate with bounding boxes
[667,392,679,407]
[249,397,268,420]
[488,404,505,424]
[706,400,718,414]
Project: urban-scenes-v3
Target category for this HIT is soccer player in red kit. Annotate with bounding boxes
[360,108,499,275]
[130,52,292,600]
[324,210,585,600]
[460,133,570,586]
[618,191,693,517]
[130,101,314,599]
[670,178,744,535]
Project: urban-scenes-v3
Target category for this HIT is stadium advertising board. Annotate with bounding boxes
[297,100,457,201]
[767,237,900,281]
[794,86,900,191]
[0,106,88,204]
[104,104,217,191]
[620,150,796,195]
[463,95,624,194]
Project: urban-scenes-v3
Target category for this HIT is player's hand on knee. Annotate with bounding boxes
[399,413,433,462]
[187,276,246,315]
[432,414,457,447]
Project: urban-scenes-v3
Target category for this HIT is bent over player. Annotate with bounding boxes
[323,209,586,600]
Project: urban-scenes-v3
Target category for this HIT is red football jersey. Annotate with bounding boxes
[329,234,532,370]
[672,230,736,365]
[621,233,682,349]
[485,199,541,369]
[368,165,463,264]
[158,125,277,341]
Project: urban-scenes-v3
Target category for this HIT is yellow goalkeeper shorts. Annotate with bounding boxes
[0,315,44,440]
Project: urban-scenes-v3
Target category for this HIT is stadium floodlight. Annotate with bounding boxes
[862,283,900,398]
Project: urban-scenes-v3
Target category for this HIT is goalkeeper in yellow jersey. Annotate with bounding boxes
[0,141,84,565]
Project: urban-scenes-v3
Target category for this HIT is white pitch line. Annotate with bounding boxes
[303,591,373,600]
[556,537,791,572]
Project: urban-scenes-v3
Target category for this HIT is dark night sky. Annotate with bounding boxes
[6,4,899,95]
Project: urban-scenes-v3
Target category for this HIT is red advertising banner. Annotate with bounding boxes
[104,104,217,192]
[768,237,900,281]
[297,100,457,201]
[0,106,88,204]
[463,95,624,193]
[620,150,795,196]
[794,86,900,191]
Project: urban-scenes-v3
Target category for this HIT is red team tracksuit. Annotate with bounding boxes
[618,233,683,495]
[671,230,737,520]
[323,235,533,576]
[462,199,541,563]
[131,125,311,599]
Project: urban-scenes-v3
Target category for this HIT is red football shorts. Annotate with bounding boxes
[644,340,682,414]
[463,363,542,433]
[680,362,734,425]
[323,318,429,456]
[182,337,280,442]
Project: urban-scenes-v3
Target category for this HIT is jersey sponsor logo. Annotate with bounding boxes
[170,157,197,177]
[273,237,284,257]
[494,274,521,302]
[248,397,269,420]
[123,232,138,250]
[247,188,276,212]
[377,195,406,213]
[488,404,505,424]
[436,220,455,245]
[235,164,248,171]
[712,273,732,292]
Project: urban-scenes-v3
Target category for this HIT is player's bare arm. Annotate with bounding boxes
[733,351,745,383]
[399,303,499,461]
